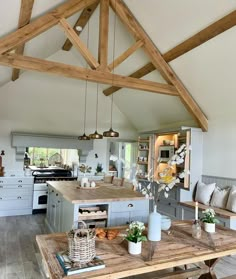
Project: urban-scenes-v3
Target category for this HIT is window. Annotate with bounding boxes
[28,147,79,168]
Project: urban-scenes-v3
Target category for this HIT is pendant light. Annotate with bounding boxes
[103,0,119,138]
[89,83,103,139]
[78,22,90,140]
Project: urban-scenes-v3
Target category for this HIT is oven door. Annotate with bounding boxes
[33,190,48,210]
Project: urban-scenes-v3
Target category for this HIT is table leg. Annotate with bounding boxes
[198,258,219,279]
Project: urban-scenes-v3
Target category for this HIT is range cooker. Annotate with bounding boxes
[31,167,77,214]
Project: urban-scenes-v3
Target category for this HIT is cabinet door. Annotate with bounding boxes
[130,211,148,224]
[109,212,130,226]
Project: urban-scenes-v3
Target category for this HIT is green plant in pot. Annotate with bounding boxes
[125,221,147,255]
[201,208,219,233]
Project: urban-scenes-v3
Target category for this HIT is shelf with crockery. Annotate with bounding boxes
[136,136,151,180]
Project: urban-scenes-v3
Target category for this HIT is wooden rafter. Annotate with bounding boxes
[0,0,98,55]
[0,53,178,96]
[98,0,110,70]
[59,18,99,69]
[105,9,236,95]
[108,39,144,71]
[110,0,208,131]
[62,1,99,51]
[12,0,34,81]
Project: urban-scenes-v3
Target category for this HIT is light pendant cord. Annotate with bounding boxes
[111,0,117,128]
[83,80,88,133]
[96,83,99,131]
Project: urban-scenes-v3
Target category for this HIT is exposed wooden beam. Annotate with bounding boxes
[104,61,154,95]
[108,39,144,71]
[111,0,208,131]
[59,18,99,69]
[106,9,236,95]
[0,0,98,55]
[12,0,34,81]
[0,53,178,96]
[62,1,99,51]
[98,0,110,70]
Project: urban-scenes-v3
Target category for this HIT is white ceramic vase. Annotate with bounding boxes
[128,241,142,255]
[204,222,215,233]
[148,205,161,241]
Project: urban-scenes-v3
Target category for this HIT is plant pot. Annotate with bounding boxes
[204,222,215,233]
[128,241,142,255]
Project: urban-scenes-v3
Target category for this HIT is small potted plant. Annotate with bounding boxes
[125,221,147,255]
[79,164,92,187]
[200,208,219,233]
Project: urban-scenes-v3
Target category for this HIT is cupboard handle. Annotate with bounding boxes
[56,193,58,196]
[58,201,60,203]
[126,221,130,224]
[17,196,22,199]
[0,186,3,188]
[46,192,48,194]
[18,185,22,188]
[52,190,54,193]
[0,197,2,200]
[0,181,3,183]
[52,205,55,208]
[128,204,133,208]
[168,202,171,206]
[18,180,23,183]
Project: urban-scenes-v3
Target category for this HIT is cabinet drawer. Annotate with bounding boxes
[0,184,33,190]
[111,200,149,213]
[0,188,33,197]
[0,195,32,210]
[0,177,33,185]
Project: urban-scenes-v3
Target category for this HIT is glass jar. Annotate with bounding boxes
[192,220,201,239]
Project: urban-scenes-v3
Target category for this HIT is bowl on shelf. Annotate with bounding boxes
[161,215,171,231]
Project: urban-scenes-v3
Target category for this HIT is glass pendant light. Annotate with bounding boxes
[103,1,119,138]
[89,83,103,139]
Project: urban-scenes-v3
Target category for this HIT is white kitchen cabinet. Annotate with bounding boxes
[47,185,62,232]
[109,200,149,226]
[0,176,33,216]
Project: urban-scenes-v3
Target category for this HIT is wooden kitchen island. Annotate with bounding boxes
[45,181,149,233]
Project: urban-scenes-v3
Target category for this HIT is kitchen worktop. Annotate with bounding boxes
[47,181,147,204]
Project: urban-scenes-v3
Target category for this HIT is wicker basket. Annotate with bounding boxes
[67,221,96,263]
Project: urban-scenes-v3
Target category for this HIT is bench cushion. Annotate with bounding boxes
[210,187,230,209]
[226,185,236,213]
[195,181,216,205]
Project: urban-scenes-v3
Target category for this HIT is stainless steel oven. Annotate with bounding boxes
[31,167,77,214]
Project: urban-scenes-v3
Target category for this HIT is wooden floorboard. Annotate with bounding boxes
[0,214,236,278]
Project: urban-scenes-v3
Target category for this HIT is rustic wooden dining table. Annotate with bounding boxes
[36,221,236,279]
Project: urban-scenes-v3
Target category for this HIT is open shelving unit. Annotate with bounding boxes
[78,205,108,228]
[136,136,151,180]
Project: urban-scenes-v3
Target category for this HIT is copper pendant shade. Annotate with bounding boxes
[103,127,119,137]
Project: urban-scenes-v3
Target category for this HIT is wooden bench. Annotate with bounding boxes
[179,201,236,230]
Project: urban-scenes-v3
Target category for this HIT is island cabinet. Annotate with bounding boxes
[45,181,149,233]
[0,176,33,217]
[109,200,149,226]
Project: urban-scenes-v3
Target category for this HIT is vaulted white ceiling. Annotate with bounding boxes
[0,0,235,137]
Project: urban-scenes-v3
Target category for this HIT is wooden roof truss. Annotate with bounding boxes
[1,0,235,131]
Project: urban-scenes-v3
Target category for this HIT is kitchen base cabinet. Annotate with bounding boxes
[109,200,149,226]
[0,177,33,217]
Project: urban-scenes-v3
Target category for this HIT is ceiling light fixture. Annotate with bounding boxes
[103,0,119,138]
[89,83,103,139]
[78,23,90,140]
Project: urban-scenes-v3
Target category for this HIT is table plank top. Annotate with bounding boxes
[36,221,236,279]
[47,181,147,203]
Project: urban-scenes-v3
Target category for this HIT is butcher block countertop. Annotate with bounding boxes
[47,181,147,204]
